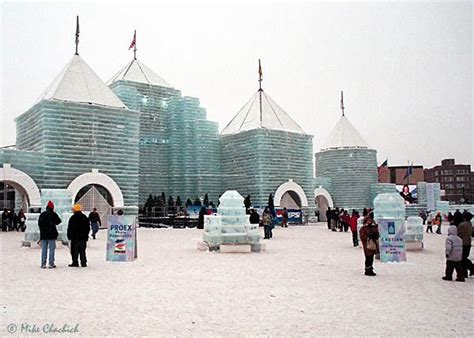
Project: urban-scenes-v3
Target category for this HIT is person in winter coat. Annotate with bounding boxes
[342,210,350,232]
[359,216,379,276]
[38,201,62,269]
[262,208,273,239]
[453,209,463,226]
[18,209,26,232]
[67,204,90,267]
[426,213,434,233]
[457,212,473,278]
[88,208,101,239]
[326,207,331,230]
[442,226,465,282]
[349,211,359,247]
[197,206,206,229]
[434,212,443,234]
[249,209,260,224]
[281,208,288,228]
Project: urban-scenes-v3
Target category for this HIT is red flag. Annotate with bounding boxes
[128,31,136,50]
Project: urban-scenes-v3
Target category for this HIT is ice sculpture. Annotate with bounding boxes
[200,190,262,252]
[374,193,406,262]
[405,216,424,250]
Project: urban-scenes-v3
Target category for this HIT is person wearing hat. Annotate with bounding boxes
[67,204,91,267]
[38,201,62,269]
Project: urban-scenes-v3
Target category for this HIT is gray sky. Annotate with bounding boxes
[1,1,473,168]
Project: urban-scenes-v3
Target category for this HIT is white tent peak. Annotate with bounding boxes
[37,54,125,108]
[220,90,306,135]
[321,115,370,151]
[108,58,172,88]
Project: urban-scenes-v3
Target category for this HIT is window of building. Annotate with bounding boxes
[457,183,465,188]
[456,169,465,174]
[443,169,453,175]
[456,176,465,181]
[444,176,453,182]
[445,183,454,189]
[435,170,439,175]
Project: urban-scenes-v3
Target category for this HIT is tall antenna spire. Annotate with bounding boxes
[258,59,263,122]
[340,90,345,116]
[75,15,80,55]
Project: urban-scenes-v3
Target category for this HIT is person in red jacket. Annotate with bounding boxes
[349,210,359,247]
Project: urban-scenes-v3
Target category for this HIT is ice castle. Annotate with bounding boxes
[220,60,314,212]
[1,19,455,224]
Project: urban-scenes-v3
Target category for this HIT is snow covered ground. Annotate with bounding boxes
[1,223,472,337]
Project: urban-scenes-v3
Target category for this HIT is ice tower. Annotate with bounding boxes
[315,92,377,210]
[108,32,221,205]
[220,60,314,210]
[14,17,140,207]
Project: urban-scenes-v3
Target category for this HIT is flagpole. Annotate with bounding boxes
[258,59,263,123]
[133,30,137,60]
[407,160,410,185]
[340,91,345,116]
[75,16,80,56]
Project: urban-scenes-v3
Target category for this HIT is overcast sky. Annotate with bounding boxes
[1,1,472,168]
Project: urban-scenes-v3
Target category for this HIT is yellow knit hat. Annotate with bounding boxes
[72,204,81,212]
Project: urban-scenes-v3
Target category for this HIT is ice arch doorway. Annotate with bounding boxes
[0,164,41,210]
[274,180,309,209]
[314,187,334,221]
[67,170,124,227]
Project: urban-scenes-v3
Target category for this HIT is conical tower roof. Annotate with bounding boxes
[321,115,370,151]
[108,59,172,88]
[221,90,306,135]
[37,55,126,108]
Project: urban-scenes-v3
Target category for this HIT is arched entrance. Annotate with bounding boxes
[314,187,334,221]
[67,169,124,226]
[67,169,124,207]
[274,180,308,208]
[0,164,41,210]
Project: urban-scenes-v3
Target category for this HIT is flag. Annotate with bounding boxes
[129,31,136,50]
[258,59,262,78]
[403,162,413,180]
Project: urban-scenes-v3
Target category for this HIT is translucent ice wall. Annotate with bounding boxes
[15,100,140,206]
[220,129,314,208]
[111,81,222,205]
[316,148,378,210]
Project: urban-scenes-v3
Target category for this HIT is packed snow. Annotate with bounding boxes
[1,223,472,336]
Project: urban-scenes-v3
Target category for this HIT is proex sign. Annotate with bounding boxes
[106,215,137,262]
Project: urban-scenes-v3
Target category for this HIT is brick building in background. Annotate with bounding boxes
[424,159,474,204]
[378,164,425,185]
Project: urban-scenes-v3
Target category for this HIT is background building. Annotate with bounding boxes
[378,165,424,185]
[424,159,474,204]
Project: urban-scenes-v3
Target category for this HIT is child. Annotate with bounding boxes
[426,212,433,233]
[442,226,465,282]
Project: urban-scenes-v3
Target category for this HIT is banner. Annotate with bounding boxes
[378,218,406,263]
[106,215,137,262]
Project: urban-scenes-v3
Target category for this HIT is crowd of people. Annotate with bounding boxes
[1,208,26,232]
[326,206,473,279]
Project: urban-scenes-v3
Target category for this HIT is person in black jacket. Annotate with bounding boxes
[67,204,90,267]
[249,209,260,224]
[88,208,101,239]
[197,207,207,229]
[38,201,62,268]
